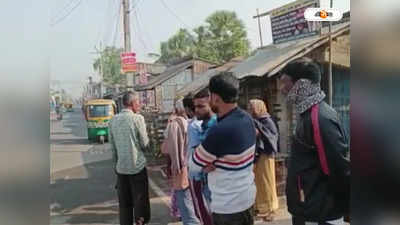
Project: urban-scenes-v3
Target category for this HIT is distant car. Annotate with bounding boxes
[64,103,74,112]
[57,112,63,120]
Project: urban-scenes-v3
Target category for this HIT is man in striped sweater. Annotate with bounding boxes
[189,72,257,225]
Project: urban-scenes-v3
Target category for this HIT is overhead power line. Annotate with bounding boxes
[112,0,122,47]
[132,13,149,52]
[104,0,120,46]
[158,0,192,31]
[130,0,143,13]
[133,4,155,52]
[52,0,77,19]
[96,0,113,46]
[51,0,83,26]
[136,6,156,50]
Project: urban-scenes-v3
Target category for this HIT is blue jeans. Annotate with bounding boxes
[175,188,200,225]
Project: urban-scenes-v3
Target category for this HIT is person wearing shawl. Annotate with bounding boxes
[248,99,279,222]
[162,97,200,225]
[280,57,350,225]
[163,113,181,219]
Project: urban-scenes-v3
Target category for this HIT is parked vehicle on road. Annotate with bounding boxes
[84,99,116,144]
[64,103,74,112]
[55,105,63,120]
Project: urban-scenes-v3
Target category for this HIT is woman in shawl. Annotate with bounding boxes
[248,99,279,222]
[162,98,199,225]
[162,112,181,219]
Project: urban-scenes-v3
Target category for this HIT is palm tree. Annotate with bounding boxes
[158,29,195,64]
[158,11,250,64]
[205,11,250,63]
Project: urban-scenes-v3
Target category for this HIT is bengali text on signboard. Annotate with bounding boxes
[121,52,136,73]
[270,0,321,44]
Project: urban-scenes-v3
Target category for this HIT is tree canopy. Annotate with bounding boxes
[158,28,195,64]
[93,46,126,85]
[158,10,250,64]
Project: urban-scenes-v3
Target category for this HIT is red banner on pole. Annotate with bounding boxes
[121,52,136,73]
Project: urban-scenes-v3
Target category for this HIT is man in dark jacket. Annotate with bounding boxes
[279,57,350,225]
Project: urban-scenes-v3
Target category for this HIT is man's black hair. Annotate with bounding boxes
[122,91,137,106]
[209,72,239,103]
[193,88,209,99]
[183,93,195,111]
[281,57,321,83]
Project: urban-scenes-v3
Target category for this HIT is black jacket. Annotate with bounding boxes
[286,101,350,222]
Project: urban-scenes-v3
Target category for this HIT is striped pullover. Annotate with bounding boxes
[189,107,257,214]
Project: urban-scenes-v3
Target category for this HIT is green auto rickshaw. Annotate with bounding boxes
[84,99,116,144]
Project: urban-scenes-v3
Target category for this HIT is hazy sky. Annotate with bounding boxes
[50,0,349,98]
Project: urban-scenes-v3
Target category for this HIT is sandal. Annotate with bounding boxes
[256,211,275,222]
[263,214,275,222]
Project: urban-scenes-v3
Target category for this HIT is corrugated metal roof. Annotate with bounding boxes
[134,60,193,91]
[176,69,219,97]
[229,23,350,80]
[176,57,245,97]
[136,63,167,75]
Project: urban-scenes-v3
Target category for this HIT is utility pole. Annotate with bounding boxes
[99,42,104,81]
[256,9,263,48]
[328,0,333,106]
[122,0,134,90]
[91,42,104,82]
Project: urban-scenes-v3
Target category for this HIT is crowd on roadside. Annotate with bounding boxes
[107,57,350,225]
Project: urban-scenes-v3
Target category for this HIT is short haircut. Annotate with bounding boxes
[193,88,209,99]
[182,93,195,111]
[209,72,239,103]
[122,91,139,106]
[281,57,321,83]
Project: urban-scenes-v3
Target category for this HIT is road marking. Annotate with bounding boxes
[148,175,170,207]
[101,200,119,207]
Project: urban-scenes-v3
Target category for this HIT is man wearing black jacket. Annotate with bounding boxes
[279,57,350,225]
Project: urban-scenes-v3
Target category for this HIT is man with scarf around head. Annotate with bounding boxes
[279,57,350,225]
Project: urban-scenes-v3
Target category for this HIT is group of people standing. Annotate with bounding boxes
[108,57,350,225]
[162,72,281,225]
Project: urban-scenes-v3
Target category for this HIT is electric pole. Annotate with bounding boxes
[97,42,104,81]
[328,0,333,106]
[257,9,263,48]
[91,42,104,94]
[122,0,134,90]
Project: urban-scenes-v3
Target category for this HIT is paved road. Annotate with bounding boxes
[50,109,179,225]
[50,108,292,225]
[50,109,112,173]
